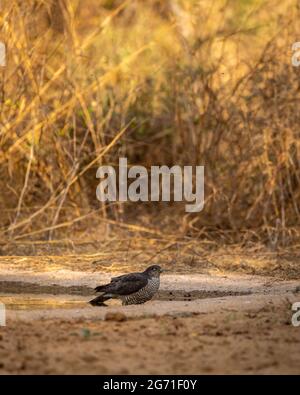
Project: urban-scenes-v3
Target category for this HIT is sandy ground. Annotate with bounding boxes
[1,296,300,374]
[1,258,300,374]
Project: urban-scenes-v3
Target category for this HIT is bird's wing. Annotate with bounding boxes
[103,273,148,296]
[111,272,140,282]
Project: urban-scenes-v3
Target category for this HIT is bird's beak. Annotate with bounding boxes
[160,268,164,273]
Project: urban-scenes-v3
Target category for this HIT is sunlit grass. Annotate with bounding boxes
[0,0,299,246]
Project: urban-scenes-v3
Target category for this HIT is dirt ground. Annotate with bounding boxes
[1,242,300,375]
[1,299,300,374]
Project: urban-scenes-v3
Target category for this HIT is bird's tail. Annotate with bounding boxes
[94,284,107,292]
[89,294,110,306]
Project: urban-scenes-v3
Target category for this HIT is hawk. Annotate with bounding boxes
[89,265,163,306]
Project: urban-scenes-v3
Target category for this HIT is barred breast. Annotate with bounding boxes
[122,277,160,305]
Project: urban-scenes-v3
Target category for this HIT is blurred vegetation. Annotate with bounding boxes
[0,0,300,246]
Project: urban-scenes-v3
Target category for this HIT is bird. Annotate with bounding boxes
[89,265,163,306]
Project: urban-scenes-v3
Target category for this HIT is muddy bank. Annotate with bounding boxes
[1,270,299,295]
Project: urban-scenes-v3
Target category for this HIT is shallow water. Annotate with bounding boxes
[0,294,88,310]
[0,287,252,312]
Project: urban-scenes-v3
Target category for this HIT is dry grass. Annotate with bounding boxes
[0,0,300,247]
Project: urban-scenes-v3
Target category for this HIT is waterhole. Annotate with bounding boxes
[0,281,252,310]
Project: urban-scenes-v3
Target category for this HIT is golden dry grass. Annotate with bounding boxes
[0,0,300,247]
